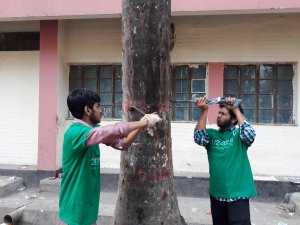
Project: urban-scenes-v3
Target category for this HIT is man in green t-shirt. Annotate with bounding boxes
[194,96,256,225]
[59,88,161,225]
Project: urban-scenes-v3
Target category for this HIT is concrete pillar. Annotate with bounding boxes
[37,20,58,171]
[207,62,224,124]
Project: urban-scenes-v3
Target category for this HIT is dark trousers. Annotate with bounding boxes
[210,195,251,225]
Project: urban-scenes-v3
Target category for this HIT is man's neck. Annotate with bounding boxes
[74,118,95,127]
[219,125,235,131]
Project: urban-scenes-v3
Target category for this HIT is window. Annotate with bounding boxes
[0,32,39,51]
[171,65,207,121]
[69,64,207,121]
[224,64,294,124]
[69,65,122,119]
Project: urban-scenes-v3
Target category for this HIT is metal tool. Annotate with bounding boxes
[171,97,242,107]
[206,97,242,106]
[128,106,146,115]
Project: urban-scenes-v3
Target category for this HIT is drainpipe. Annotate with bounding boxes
[3,206,25,225]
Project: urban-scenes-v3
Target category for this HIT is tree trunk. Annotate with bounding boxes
[113,1,186,225]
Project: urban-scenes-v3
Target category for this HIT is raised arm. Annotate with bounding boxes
[194,97,210,147]
[195,96,209,130]
[225,97,245,125]
[225,97,256,146]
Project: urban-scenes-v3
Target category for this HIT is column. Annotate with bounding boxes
[207,62,224,124]
[37,20,58,171]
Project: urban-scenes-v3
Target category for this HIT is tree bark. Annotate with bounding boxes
[113,1,186,225]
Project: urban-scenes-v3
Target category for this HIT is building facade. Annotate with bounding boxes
[0,0,300,179]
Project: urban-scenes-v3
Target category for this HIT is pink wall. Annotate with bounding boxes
[1,0,300,20]
[207,63,224,124]
[37,21,58,171]
[172,0,300,13]
[0,0,120,19]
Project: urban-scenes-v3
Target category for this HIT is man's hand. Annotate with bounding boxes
[195,96,208,111]
[225,97,238,111]
[145,114,162,128]
[140,114,149,127]
[139,113,162,136]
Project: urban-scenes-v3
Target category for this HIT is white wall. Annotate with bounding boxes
[171,123,300,177]
[99,122,300,177]
[0,21,39,31]
[0,52,39,165]
[171,13,300,63]
[64,18,122,63]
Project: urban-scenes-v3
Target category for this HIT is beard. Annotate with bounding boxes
[89,112,100,124]
[217,119,233,130]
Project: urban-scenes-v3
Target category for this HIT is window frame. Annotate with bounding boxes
[0,32,39,51]
[171,64,207,121]
[69,63,208,121]
[68,64,122,120]
[223,64,294,125]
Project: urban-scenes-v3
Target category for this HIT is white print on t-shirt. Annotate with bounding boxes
[211,137,234,147]
[90,157,100,168]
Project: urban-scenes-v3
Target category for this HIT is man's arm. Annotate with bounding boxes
[119,114,162,148]
[194,129,210,147]
[108,128,142,151]
[86,119,148,147]
[225,97,256,145]
[194,97,210,147]
[127,119,148,132]
[195,96,208,130]
[225,97,245,125]
[86,114,163,150]
[109,118,148,150]
[240,120,256,146]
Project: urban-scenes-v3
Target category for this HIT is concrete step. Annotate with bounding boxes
[39,171,300,202]
[0,176,24,198]
[290,192,300,216]
[2,174,300,224]
[0,190,300,225]
[0,164,58,187]
[2,164,300,202]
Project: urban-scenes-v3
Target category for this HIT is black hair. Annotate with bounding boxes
[219,103,244,125]
[67,88,101,119]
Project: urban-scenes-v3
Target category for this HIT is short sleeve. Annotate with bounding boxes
[70,126,92,152]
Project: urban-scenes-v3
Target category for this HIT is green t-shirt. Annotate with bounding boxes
[59,123,100,225]
[205,127,256,199]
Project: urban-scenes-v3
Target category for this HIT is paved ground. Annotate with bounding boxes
[0,176,299,225]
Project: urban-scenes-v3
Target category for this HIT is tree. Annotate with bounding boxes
[113,0,186,225]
